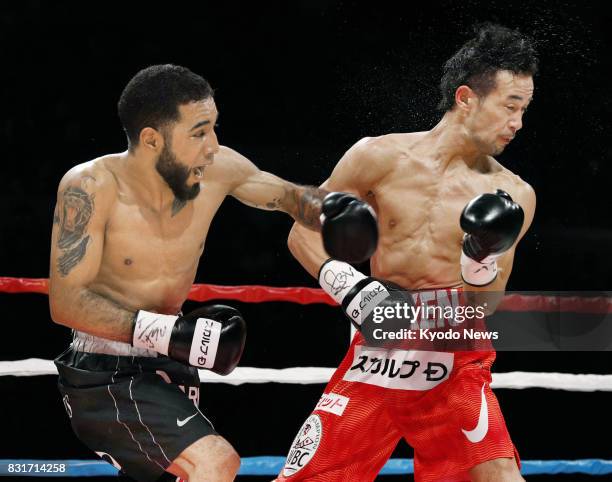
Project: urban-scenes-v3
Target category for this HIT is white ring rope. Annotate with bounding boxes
[2,359,611,391]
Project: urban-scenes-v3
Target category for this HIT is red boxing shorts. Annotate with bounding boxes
[276,288,519,482]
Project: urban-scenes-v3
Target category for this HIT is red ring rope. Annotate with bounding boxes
[1,277,611,314]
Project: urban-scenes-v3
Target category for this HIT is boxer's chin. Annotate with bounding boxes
[156,147,201,201]
[175,182,201,202]
[185,182,201,200]
[489,140,507,156]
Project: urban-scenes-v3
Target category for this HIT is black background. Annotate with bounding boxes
[1,0,611,480]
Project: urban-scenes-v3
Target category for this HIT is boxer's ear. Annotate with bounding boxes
[140,127,163,153]
[455,85,477,112]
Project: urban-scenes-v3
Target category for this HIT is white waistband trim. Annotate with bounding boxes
[72,331,158,357]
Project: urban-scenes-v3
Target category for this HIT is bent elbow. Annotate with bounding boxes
[49,302,69,327]
[49,292,77,329]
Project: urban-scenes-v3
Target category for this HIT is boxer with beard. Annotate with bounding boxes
[50,64,377,482]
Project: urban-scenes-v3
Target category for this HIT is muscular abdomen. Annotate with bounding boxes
[367,160,487,290]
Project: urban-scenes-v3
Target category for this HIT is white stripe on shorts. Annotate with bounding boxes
[128,377,172,465]
[107,357,165,471]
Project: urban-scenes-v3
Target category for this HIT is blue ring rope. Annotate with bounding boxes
[1,458,611,477]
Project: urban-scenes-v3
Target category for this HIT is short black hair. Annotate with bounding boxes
[118,64,213,148]
[438,24,538,112]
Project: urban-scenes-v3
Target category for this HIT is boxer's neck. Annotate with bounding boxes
[425,114,488,169]
[120,149,176,212]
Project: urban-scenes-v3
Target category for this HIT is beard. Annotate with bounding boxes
[155,144,200,202]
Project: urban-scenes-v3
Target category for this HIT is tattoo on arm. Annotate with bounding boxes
[56,186,94,276]
[171,198,187,217]
[266,198,281,209]
[281,186,328,229]
[59,237,90,276]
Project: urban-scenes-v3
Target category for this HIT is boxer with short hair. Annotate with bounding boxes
[278,24,537,482]
[49,64,377,482]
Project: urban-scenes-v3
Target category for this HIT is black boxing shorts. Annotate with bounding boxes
[55,344,216,482]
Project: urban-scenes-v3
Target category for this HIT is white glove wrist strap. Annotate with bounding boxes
[318,260,367,304]
[132,311,178,355]
[460,252,501,286]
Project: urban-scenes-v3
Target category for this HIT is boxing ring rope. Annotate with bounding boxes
[3,277,612,313]
[2,277,612,477]
[3,360,612,391]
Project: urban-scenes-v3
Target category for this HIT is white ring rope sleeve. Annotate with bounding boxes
[1,359,612,391]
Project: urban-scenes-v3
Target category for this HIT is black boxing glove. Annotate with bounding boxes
[320,192,378,264]
[132,304,246,375]
[318,259,415,343]
[460,189,524,286]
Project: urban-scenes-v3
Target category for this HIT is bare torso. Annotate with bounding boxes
[363,133,527,289]
[52,141,328,345]
[85,154,232,315]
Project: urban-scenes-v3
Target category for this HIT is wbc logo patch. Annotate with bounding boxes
[282,414,323,476]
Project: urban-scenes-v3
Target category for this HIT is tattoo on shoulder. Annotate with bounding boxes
[171,198,187,217]
[56,186,94,276]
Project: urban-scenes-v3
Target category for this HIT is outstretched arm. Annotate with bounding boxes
[222,145,378,263]
[222,146,328,230]
[233,169,329,230]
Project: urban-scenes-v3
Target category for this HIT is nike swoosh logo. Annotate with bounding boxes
[177,413,198,427]
[461,382,489,443]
